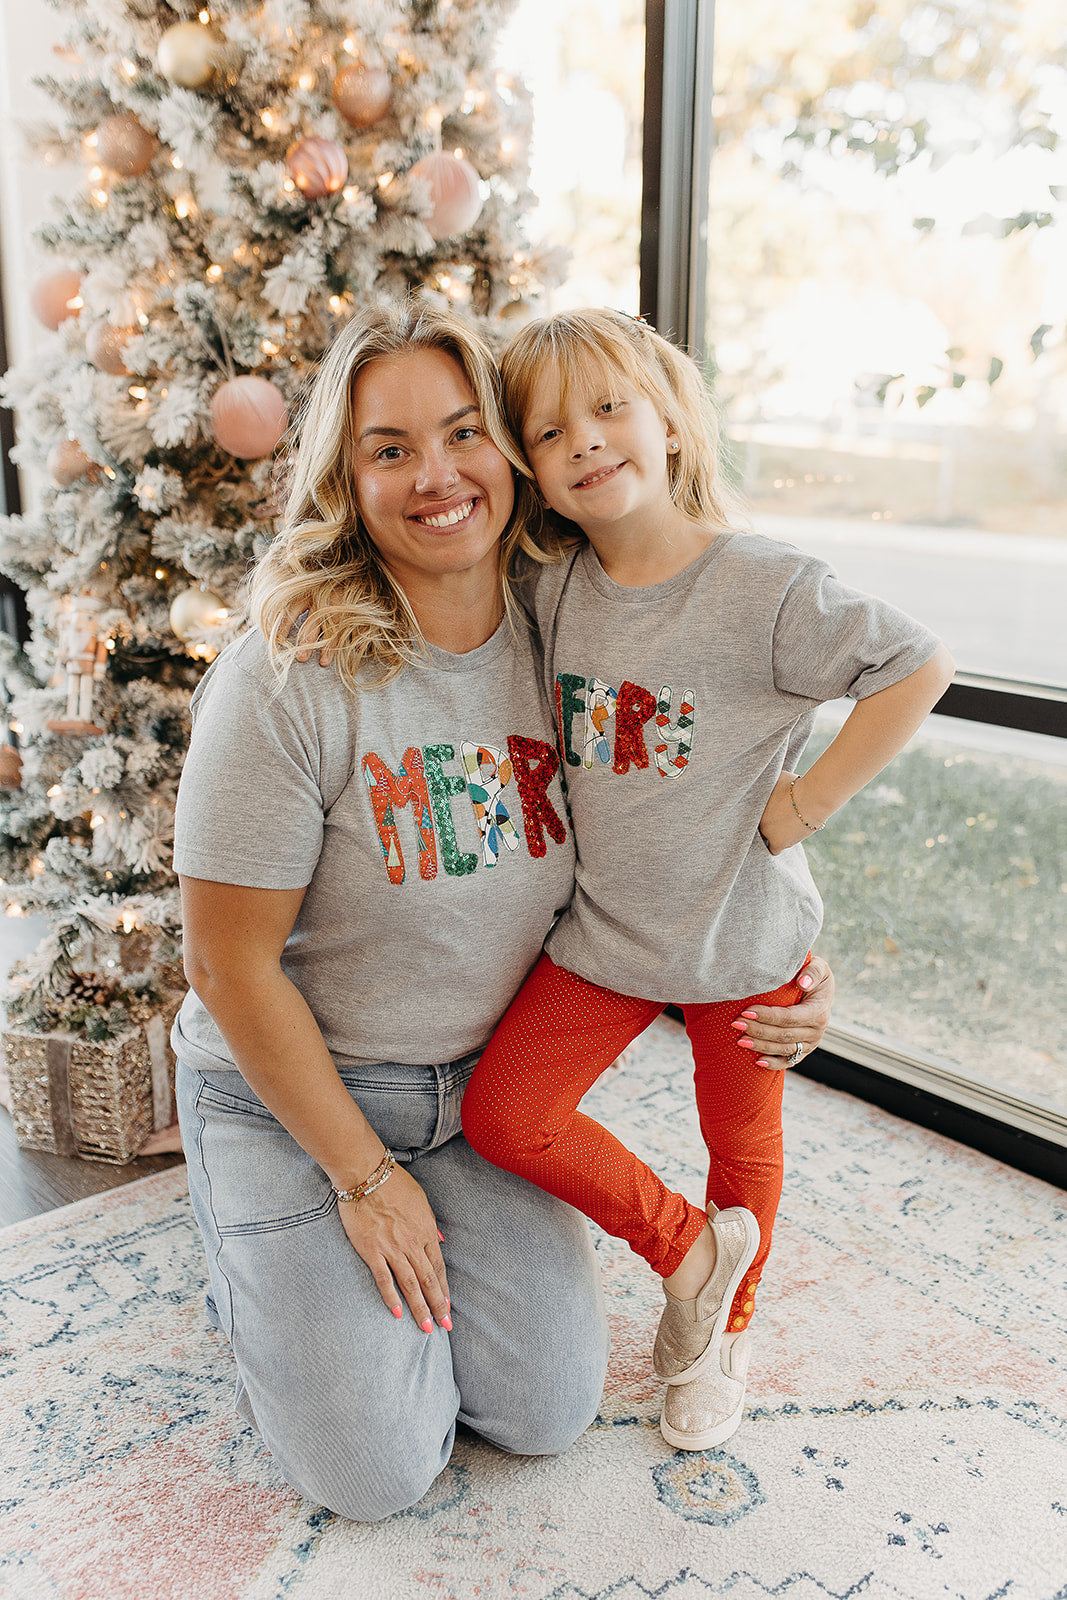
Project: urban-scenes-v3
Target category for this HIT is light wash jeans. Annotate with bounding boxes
[176,1049,609,1522]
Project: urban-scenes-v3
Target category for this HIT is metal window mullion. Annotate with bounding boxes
[641,0,715,356]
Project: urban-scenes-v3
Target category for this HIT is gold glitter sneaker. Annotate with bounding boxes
[659,1328,752,1451]
[652,1207,760,1386]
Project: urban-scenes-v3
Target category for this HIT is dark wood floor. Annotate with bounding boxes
[0,1103,185,1228]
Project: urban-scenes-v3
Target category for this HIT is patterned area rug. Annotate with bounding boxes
[2,1015,1065,1600]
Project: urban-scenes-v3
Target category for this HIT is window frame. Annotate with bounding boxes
[644,0,1067,1177]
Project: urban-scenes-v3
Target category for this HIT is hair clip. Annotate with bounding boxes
[614,308,654,330]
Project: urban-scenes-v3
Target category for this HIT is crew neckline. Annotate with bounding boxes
[423,612,516,672]
[578,529,736,602]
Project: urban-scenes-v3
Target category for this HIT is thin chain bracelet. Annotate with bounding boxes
[789,778,824,833]
[333,1150,395,1205]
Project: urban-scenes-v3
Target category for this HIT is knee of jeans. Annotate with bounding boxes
[271,1429,450,1524]
[489,1389,602,1460]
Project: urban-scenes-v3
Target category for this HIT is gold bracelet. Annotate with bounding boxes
[789,779,823,833]
[333,1151,395,1205]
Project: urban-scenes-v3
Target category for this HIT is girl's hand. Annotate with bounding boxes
[732,954,834,1071]
[757,769,814,855]
[336,1162,452,1332]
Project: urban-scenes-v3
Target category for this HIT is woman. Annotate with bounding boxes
[173,301,834,1522]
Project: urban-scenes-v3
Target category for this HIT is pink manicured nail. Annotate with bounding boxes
[421,1318,433,1334]
[391,1305,403,1319]
[731,1020,747,1032]
[437,1229,445,1241]
[737,1038,756,1049]
[756,1057,771,1068]
[440,1315,453,1331]
[798,974,813,990]
[740,1010,758,1019]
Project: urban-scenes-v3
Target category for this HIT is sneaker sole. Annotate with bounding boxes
[659,1394,746,1452]
[664,1206,761,1387]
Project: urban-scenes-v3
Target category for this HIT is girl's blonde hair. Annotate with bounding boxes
[499,308,745,540]
[245,300,551,690]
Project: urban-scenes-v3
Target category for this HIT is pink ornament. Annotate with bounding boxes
[48,438,96,487]
[31,269,83,330]
[95,113,156,177]
[210,376,288,459]
[285,137,348,200]
[332,64,391,128]
[408,152,482,241]
[86,322,136,375]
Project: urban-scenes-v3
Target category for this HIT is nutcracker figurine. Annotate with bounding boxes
[46,594,110,737]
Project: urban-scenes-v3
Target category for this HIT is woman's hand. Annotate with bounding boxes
[732,954,834,1071]
[336,1163,452,1332]
[757,769,820,855]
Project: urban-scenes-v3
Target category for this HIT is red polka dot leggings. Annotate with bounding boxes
[462,952,810,1330]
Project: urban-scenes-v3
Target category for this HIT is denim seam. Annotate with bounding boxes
[217,1193,337,1237]
[192,1075,236,1337]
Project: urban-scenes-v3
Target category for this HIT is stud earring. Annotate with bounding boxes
[669,439,680,452]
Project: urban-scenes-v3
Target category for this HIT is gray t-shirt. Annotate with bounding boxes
[527,531,940,1003]
[172,620,576,1071]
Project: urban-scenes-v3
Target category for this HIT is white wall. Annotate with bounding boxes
[1,1,80,385]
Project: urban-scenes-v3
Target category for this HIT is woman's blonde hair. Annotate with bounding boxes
[246,300,551,690]
[499,308,745,540]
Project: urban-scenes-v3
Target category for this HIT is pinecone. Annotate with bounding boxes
[63,970,122,1008]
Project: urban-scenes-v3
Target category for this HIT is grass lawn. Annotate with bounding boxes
[801,717,1067,1113]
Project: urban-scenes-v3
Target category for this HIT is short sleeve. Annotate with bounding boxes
[772,558,941,703]
[173,650,325,889]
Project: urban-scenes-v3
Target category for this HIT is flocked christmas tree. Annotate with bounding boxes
[0,0,558,1045]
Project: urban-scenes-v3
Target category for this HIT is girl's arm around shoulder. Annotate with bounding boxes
[759,642,955,853]
[179,874,450,1330]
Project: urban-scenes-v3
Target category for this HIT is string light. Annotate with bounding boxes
[342,185,361,203]
[5,904,24,918]
[171,155,184,169]
[129,386,148,400]
[329,295,343,312]
[261,110,277,129]
[155,568,166,579]
[378,171,394,189]
[206,264,223,280]
[89,166,103,181]
[261,338,280,354]
[297,71,316,90]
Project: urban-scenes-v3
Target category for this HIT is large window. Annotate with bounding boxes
[497,0,645,312]
[696,0,1067,1136]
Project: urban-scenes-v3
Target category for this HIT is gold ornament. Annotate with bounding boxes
[95,113,156,177]
[48,438,97,487]
[332,64,391,128]
[86,322,136,375]
[30,268,83,330]
[169,585,229,642]
[407,152,482,241]
[285,136,348,200]
[157,21,219,90]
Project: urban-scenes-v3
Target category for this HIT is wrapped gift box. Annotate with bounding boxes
[4,1006,179,1165]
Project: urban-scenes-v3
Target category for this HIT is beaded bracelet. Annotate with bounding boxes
[789,778,824,833]
[333,1150,395,1205]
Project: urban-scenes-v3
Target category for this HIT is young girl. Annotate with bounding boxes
[461,308,955,1452]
